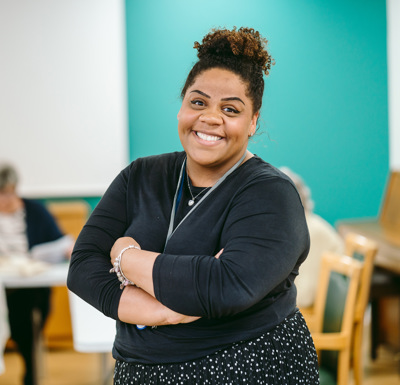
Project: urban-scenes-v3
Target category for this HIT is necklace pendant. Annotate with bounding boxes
[188,199,195,206]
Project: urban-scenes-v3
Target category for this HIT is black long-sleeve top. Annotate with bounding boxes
[23,199,64,248]
[67,152,309,364]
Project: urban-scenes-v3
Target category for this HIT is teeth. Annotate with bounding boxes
[196,132,222,142]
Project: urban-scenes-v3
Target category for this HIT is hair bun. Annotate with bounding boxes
[194,27,273,75]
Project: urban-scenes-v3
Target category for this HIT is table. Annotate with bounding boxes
[337,219,400,361]
[68,291,115,385]
[0,262,69,385]
[1,262,116,385]
[0,262,69,288]
[0,281,10,375]
[337,219,400,274]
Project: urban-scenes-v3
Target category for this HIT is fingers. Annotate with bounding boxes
[214,248,224,259]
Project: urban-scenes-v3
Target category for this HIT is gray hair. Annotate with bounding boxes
[280,167,314,213]
[0,164,19,190]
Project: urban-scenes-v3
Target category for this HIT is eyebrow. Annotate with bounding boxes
[190,90,245,105]
[221,96,245,105]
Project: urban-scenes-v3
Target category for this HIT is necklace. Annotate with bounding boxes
[165,152,247,248]
[186,173,209,206]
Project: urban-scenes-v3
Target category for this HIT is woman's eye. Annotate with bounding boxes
[223,107,239,114]
[190,100,204,107]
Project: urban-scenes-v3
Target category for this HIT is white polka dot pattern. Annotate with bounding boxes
[113,311,319,384]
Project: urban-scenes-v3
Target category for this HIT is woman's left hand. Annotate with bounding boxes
[110,236,141,265]
[215,248,224,259]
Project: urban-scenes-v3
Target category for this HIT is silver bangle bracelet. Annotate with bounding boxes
[109,244,141,289]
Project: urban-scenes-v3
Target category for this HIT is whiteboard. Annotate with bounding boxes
[388,0,400,170]
[0,0,128,198]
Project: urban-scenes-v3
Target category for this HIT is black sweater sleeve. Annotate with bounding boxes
[67,153,181,319]
[67,167,130,319]
[68,154,309,323]
[153,177,309,318]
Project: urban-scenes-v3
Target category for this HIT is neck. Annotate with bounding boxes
[0,197,23,214]
[186,151,253,187]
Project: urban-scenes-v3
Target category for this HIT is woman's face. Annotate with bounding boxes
[178,68,258,180]
[0,184,19,213]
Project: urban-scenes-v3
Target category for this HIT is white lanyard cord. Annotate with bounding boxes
[164,152,247,249]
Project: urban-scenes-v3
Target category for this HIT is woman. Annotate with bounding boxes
[0,163,74,385]
[280,167,344,309]
[68,27,319,384]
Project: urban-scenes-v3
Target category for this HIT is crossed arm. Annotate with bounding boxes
[68,166,306,327]
[110,236,222,326]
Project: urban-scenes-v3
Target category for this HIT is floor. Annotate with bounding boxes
[361,345,399,384]
[1,345,399,385]
[1,308,400,385]
[1,348,115,385]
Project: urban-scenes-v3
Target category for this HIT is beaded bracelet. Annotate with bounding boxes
[109,245,140,289]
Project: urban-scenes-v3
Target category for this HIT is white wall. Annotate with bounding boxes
[0,0,128,197]
[387,0,400,170]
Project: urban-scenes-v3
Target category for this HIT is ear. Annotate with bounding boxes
[248,111,259,137]
[177,106,183,121]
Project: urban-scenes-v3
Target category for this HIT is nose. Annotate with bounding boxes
[199,111,223,125]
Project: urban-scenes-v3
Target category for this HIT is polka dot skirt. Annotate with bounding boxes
[113,311,319,384]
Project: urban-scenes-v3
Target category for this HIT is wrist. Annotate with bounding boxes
[110,244,141,289]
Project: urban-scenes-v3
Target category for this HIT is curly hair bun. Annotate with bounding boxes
[194,27,273,76]
[181,27,273,113]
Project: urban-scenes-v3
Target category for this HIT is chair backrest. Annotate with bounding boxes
[312,252,362,383]
[313,252,362,333]
[344,233,378,322]
[379,170,400,247]
[47,201,89,239]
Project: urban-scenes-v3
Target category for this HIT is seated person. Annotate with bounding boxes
[280,167,344,308]
[0,163,74,385]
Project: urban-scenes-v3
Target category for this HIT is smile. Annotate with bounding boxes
[195,132,222,142]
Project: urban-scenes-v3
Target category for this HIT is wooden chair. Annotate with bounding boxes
[301,232,378,384]
[344,233,378,385]
[307,252,362,385]
[47,200,90,240]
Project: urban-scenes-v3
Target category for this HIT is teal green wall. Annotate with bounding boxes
[125,0,389,226]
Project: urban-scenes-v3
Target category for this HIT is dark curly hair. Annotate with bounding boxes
[181,27,273,114]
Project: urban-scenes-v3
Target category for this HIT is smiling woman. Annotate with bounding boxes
[178,68,259,186]
[67,27,320,384]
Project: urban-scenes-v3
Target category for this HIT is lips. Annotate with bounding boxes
[195,131,223,142]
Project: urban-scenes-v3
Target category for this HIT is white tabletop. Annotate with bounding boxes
[68,291,116,353]
[1,260,116,354]
[0,261,70,378]
[0,262,69,288]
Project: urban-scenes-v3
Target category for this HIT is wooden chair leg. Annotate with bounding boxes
[352,320,363,385]
[32,308,43,385]
[370,299,379,360]
[337,348,351,385]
